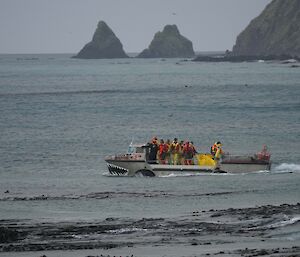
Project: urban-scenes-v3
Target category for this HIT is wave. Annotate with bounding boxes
[0,89,138,97]
[0,86,173,98]
[272,163,300,173]
[107,227,149,234]
[159,172,233,178]
[267,215,300,229]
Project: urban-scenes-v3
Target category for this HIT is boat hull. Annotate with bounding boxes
[220,163,271,173]
[105,159,271,176]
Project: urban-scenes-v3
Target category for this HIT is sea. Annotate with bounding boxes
[0,54,299,257]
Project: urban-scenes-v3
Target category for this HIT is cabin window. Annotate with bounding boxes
[127,146,135,154]
[135,147,144,153]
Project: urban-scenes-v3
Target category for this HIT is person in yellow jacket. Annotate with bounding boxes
[178,140,185,165]
[165,139,171,164]
[214,141,223,167]
[170,138,180,165]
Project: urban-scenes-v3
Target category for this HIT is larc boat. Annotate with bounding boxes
[105,143,271,177]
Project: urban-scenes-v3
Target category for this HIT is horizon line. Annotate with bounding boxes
[0,50,226,55]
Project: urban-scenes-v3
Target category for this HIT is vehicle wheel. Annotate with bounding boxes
[135,169,155,177]
[213,168,227,174]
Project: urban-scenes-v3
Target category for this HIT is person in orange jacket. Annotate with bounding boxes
[210,142,218,156]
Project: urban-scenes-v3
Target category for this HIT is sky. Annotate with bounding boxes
[0,0,271,54]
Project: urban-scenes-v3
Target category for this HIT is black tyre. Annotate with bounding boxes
[135,169,155,177]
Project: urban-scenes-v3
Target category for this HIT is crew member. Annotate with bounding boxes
[171,138,179,165]
[179,140,185,165]
[190,141,197,165]
[165,139,171,164]
[158,139,168,164]
[148,137,159,163]
[210,142,218,156]
[214,141,223,167]
[183,141,193,165]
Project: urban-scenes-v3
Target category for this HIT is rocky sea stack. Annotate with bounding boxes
[232,0,300,57]
[73,21,128,59]
[137,25,195,58]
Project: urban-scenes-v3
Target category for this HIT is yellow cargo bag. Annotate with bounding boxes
[196,154,216,166]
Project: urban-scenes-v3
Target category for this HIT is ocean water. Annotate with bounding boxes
[0,54,299,255]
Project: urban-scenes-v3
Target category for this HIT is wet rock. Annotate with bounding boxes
[1,203,300,253]
[210,213,222,217]
[0,227,19,243]
[256,249,269,255]
[105,217,116,221]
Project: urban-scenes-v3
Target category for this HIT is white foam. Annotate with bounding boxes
[247,216,300,231]
[267,216,300,228]
[107,227,148,234]
[273,163,300,173]
[251,170,270,174]
[159,172,232,178]
[160,173,202,178]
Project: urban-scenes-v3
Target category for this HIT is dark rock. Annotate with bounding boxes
[105,217,116,221]
[232,0,300,57]
[211,213,222,218]
[137,24,195,58]
[74,21,128,59]
[256,249,269,255]
[0,227,19,243]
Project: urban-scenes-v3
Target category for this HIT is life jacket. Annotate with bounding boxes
[171,142,179,153]
[177,143,182,153]
[210,144,217,155]
[256,145,270,160]
[159,143,168,154]
[165,143,171,153]
[164,143,169,153]
[183,143,191,154]
[214,145,223,159]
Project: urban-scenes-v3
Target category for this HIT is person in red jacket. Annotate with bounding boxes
[158,139,168,164]
[183,141,194,165]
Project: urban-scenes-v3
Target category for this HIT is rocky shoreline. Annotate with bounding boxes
[1,203,299,256]
[193,54,300,63]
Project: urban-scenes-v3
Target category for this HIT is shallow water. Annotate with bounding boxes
[0,54,299,256]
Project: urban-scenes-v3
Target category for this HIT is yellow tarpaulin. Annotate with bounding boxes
[196,154,216,166]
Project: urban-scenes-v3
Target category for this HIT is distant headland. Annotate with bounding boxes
[74,0,300,60]
[232,0,300,57]
[194,0,300,62]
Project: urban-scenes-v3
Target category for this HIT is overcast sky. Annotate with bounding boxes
[0,0,271,54]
